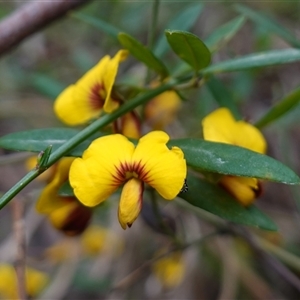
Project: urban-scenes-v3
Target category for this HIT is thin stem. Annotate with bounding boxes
[0,76,188,209]
[146,0,160,83]
[148,0,160,50]
[110,230,220,293]
[13,201,26,300]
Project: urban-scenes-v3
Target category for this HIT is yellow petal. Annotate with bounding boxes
[219,176,260,206]
[36,157,75,214]
[118,178,143,229]
[81,225,124,256]
[153,252,185,288]
[70,134,135,207]
[145,90,181,130]
[54,85,101,126]
[120,112,141,139]
[54,50,128,125]
[133,131,187,199]
[48,198,92,236]
[103,49,128,113]
[0,264,48,299]
[202,107,266,154]
[26,267,49,297]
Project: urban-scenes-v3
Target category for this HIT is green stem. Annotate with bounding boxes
[0,77,187,209]
[146,0,160,83]
[148,0,160,50]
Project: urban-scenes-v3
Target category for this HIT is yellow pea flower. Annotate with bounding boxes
[0,264,48,299]
[152,252,185,289]
[80,225,124,256]
[36,157,92,236]
[144,89,181,130]
[69,131,187,229]
[116,111,141,139]
[54,50,128,126]
[202,107,267,206]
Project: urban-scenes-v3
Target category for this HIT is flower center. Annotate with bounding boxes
[89,82,106,110]
[114,160,149,185]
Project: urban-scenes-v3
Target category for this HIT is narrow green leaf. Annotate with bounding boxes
[255,86,300,129]
[168,139,300,185]
[202,49,300,74]
[154,3,204,57]
[71,12,120,39]
[118,32,169,78]
[206,76,241,120]
[165,30,211,71]
[205,15,246,52]
[179,173,277,231]
[0,128,103,157]
[235,4,300,48]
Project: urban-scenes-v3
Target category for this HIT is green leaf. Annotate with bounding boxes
[179,173,277,231]
[168,139,300,184]
[202,49,300,74]
[153,3,204,57]
[0,128,104,157]
[118,32,169,78]
[71,12,120,39]
[205,15,246,52]
[235,4,300,48]
[206,76,241,120]
[165,30,211,71]
[255,86,300,129]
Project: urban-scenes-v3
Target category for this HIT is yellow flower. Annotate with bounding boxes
[54,50,128,125]
[116,111,141,139]
[36,157,92,236]
[80,225,124,256]
[0,264,48,299]
[202,107,267,206]
[153,252,185,289]
[69,131,187,229]
[144,89,181,130]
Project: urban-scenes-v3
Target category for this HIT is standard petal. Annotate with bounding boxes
[103,49,128,113]
[202,107,237,144]
[133,131,187,200]
[54,85,101,126]
[219,176,260,206]
[118,178,143,229]
[202,107,267,154]
[36,157,75,214]
[234,121,267,154]
[145,90,181,130]
[69,134,135,207]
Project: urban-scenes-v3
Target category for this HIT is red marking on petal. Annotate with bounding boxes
[89,82,105,110]
[113,160,151,185]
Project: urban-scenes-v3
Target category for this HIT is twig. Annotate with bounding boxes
[110,231,220,293]
[230,225,300,293]
[0,0,91,56]
[12,200,26,300]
